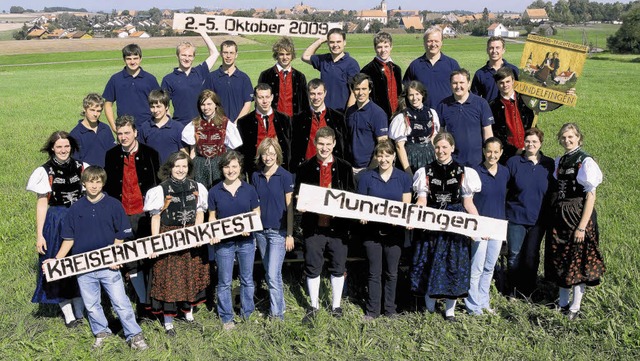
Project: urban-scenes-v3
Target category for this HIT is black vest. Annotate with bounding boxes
[556,148,590,200]
[42,158,84,207]
[405,106,435,144]
[160,178,199,227]
[424,160,465,208]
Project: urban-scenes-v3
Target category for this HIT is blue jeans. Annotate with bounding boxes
[214,238,255,323]
[255,229,287,319]
[507,222,544,296]
[77,269,141,341]
[466,238,502,314]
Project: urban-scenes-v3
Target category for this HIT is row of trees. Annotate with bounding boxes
[527,0,636,24]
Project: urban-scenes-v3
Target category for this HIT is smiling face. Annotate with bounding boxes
[116,124,137,150]
[171,158,189,181]
[276,49,292,69]
[255,89,274,114]
[559,129,581,152]
[222,159,241,182]
[424,32,442,57]
[177,45,196,70]
[483,141,503,167]
[308,85,326,110]
[200,97,216,120]
[150,102,169,122]
[524,134,542,157]
[497,75,514,97]
[327,33,345,56]
[52,138,71,162]
[315,136,335,163]
[124,54,141,73]
[434,138,454,163]
[261,145,278,168]
[487,40,505,62]
[376,150,395,172]
[451,74,469,100]
[353,79,371,106]
[83,178,104,199]
[407,88,424,109]
[375,41,392,61]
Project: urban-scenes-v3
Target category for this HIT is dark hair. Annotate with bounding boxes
[122,43,142,58]
[220,40,238,52]
[81,165,107,184]
[307,78,325,92]
[525,127,545,143]
[41,131,79,158]
[450,69,471,82]
[375,139,396,156]
[315,126,335,142]
[115,115,136,130]
[373,32,392,46]
[194,89,226,126]
[158,151,193,181]
[218,150,244,177]
[272,36,296,60]
[487,36,505,48]
[494,67,516,82]
[349,73,373,91]
[148,89,170,107]
[254,83,273,96]
[483,137,503,149]
[327,28,346,40]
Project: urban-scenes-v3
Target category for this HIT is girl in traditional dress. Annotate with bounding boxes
[388,80,440,177]
[410,132,481,321]
[549,123,605,320]
[26,131,85,327]
[181,89,243,189]
[144,151,209,336]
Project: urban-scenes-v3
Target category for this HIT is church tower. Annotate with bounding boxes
[381,0,387,13]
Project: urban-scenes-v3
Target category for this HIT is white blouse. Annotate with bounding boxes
[554,156,603,193]
[143,182,209,215]
[26,162,90,195]
[412,166,482,200]
[181,120,243,149]
[388,108,440,143]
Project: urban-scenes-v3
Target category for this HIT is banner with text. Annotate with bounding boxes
[515,34,588,108]
[296,184,507,240]
[44,212,262,282]
[173,13,342,38]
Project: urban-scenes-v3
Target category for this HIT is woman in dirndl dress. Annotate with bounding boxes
[144,151,210,336]
[181,89,243,189]
[389,80,440,177]
[26,131,85,327]
[549,123,605,320]
[410,132,481,321]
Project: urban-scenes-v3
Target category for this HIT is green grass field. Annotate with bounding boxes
[1,32,639,360]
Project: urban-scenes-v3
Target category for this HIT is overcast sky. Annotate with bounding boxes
[4,0,635,14]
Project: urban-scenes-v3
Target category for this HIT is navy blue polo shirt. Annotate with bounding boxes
[61,194,133,255]
[102,67,160,127]
[310,53,360,113]
[437,94,494,167]
[357,167,412,201]
[208,180,260,241]
[472,163,509,219]
[505,153,555,225]
[161,61,210,125]
[69,120,116,167]
[251,167,294,230]
[209,67,253,122]
[346,101,389,168]
[403,53,460,108]
[471,59,520,102]
[137,117,185,164]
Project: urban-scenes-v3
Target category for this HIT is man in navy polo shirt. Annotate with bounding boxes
[403,25,460,108]
[302,28,360,114]
[437,69,494,167]
[345,73,389,178]
[209,40,253,123]
[290,78,347,174]
[137,89,186,164]
[471,36,520,102]
[102,44,160,130]
[258,36,309,117]
[49,166,148,350]
[161,28,219,126]
[69,93,116,167]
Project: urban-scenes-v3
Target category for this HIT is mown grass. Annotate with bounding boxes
[1,32,639,360]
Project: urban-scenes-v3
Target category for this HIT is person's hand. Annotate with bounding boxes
[481,236,490,241]
[566,88,576,96]
[210,237,221,245]
[36,236,47,255]
[573,228,585,243]
[41,258,55,271]
[285,236,295,252]
[360,220,368,225]
[241,232,250,237]
[109,264,122,270]
[149,252,159,259]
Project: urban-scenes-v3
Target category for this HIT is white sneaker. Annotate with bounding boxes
[129,333,149,350]
[91,332,111,350]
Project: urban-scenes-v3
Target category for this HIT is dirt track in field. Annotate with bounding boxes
[0,35,258,55]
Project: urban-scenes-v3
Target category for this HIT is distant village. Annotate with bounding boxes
[11,0,623,41]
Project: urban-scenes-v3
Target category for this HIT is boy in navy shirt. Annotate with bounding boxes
[69,93,116,167]
[47,166,148,350]
[137,89,186,164]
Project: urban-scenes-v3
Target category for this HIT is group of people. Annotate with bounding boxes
[27,25,605,350]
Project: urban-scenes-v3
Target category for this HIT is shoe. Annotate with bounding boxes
[445,315,457,323]
[166,328,177,337]
[222,321,236,331]
[91,332,112,350]
[567,311,579,321]
[558,304,570,315]
[330,307,343,319]
[129,333,149,350]
[483,308,496,315]
[362,314,376,321]
[301,307,318,324]
[65,319,81,329]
